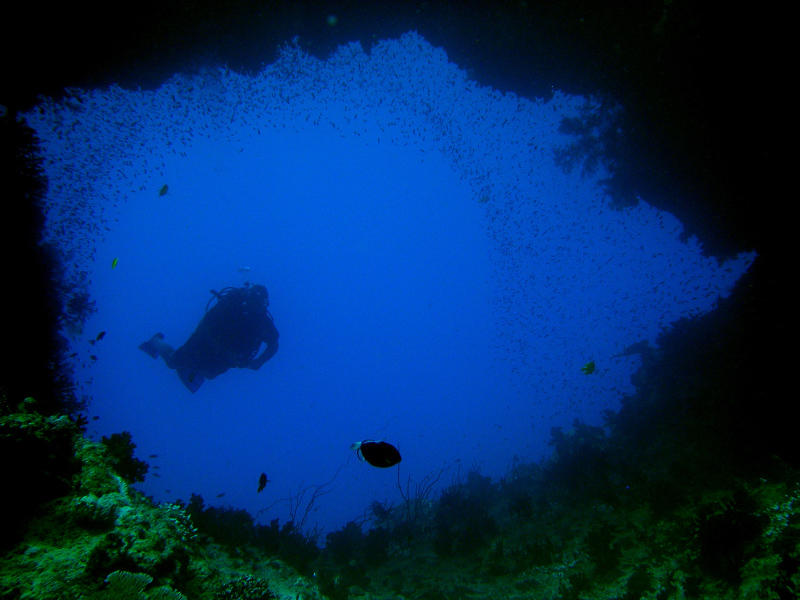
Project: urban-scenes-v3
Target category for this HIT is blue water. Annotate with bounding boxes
[25,33,754,536]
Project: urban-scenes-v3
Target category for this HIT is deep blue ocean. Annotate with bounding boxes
[23,33,755,537]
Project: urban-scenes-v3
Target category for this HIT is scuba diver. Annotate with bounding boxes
[138,283,279,393]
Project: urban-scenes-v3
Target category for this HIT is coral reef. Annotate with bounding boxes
[213,574,276,600]
[433,470,497,557]
[185,494,320,575]
[0,408,326,600]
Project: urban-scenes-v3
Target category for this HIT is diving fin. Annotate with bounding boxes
[138,333,166,359]
[177,367,204,393]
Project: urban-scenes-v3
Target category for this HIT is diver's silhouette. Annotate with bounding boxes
[138,283,279,392]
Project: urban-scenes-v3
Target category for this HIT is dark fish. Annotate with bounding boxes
[257,472,269,493]
[92,416,100,421]
[89,355,98,361]
[149,454,158,458]
[351,440,401,468]
[216,493,225,498]
[159,184,169,196]
[96,331,106,341]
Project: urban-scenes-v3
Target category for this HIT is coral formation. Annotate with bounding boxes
[185,494,320,575]
[101,431,149,483]
[213,574,276,599]
[93,570,186,600]
[0,407,325,600]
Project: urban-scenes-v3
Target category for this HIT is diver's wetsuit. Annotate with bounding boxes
[139,284,279,392]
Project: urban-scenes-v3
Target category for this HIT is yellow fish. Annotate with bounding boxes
[581,360,595,375]
[111,257,119,269]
